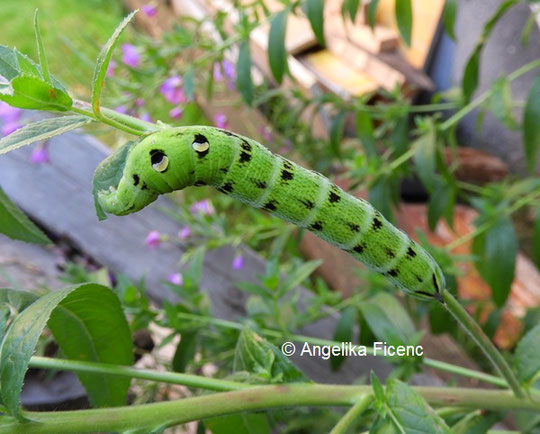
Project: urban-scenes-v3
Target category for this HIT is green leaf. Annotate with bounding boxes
[306,0,325,46]
[370,371,386,404]
[523,73,540,173]
[205,413,271,434]
[47,284,134,407]
[427,179,455,231]
[33,10,51,84]
[183,67,195,101]
[359,293,416,346]
[452,411,500,434]
[514,322,540,387]
[331,306,356,371]
[462,45,481,102]
[233,328,309,384]
[0,75,72,111]
[385,379,450,433]
[473,216,517,307]
[172,331,198,373]
[92,139,136,220]
[281,259,321,295]
[534,208,540,270]
[92,10,137,115]
[412,121,437,191]
[236,40,253,105]
[442,0,458,40]
[369,176,395,223]
[268,10,288,84]
[0,284,132,417]
[490,77,518,130]
[0,46,19,80]
[356,111,376,157]
[0,186,51,245]
[395,0,412,46]
[367,0,380,29]
[344,0,361,22]
[0,115,92,155]
[330,110,347,157]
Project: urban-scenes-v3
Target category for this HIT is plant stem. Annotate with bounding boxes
[5,385,538,433]
[330,394,374,434]
[441,290,525,398]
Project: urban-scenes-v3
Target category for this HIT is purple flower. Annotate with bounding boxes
[160,76,186,105]
[0,102,22,123]
[232,254,244,270]
[1,121,22,136]
[121,44,140,68]
[142,4,157,17]
[139,112,152,122]
[106,60,116,77]
[145,230,161,248]
[169,106,183,119]
[222,59,235,80]
[115,105,129,114]
[167,272,183,285]
[178,226,191,240]
[30,142,50,164]
[258,126,273,143]
[135,98,145,107]
[214,113,228,129]
[190,199,214,216]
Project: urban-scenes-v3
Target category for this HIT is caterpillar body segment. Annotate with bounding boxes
[94,126,445,299]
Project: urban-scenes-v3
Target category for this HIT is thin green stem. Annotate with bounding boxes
[440,59,540,131]
[71,105,144,136]
[330,394,374,434]
[441,290,525,398]
[4,385,538,433]
[388,147,415,171]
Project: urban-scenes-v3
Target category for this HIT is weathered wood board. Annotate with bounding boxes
[0,127,402,384]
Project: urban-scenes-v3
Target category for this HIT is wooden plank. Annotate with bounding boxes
[0,127,400,383]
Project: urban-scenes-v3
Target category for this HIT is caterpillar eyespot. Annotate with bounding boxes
[94,126,445,300]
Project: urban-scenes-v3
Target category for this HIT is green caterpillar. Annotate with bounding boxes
[94,126,445,300]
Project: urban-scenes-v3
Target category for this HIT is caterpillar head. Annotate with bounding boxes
[93,128,198,220]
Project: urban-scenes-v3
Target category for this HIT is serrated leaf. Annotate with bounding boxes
[236,40,253,105]
[92,139,136,220]
[0,75,72,111]
[412,122,437,191]
[367,0,380,29]
[523,73,540,173]
[281,259,321,295]
[0,115,92,155]
[395,0,412,46]
[514,322,540,386]
[0,284,132,417]
[386,379,450,433]
[0,186,51,245]
[331,306,356,371]
[490,77,518,130]
[233,328,308,384]
[172,331,198,372]
[442,0,458,40]
[268,10,288,83]
[370,371,386,404]
[306,0,325,46]
[92,10,137,115]
[359,293,416,346]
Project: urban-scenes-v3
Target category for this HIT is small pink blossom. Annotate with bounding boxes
[145,230,161,248]
[160,76,186,105]
[0,102,22,123]
[258,126,273,143]
[106,60,116,77]
[142,4,157,17]
[214,113,228,129]
[121,44,140,68]
[178,226,191,240]
[135,98,145,107]
[1,121,22,136]
[213,63,224,81]
[30,143,50,164]
[190,199,214,216]
[115,105,129,114]
[167,272,183,285]
[232,254,244,270]
[169,106,183,119]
